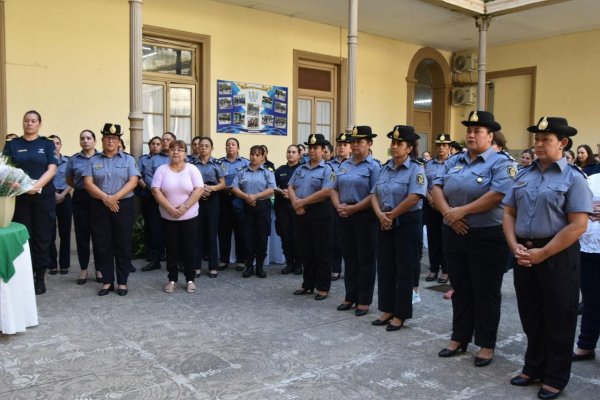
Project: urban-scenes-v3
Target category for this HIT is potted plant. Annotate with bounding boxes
[0,156,37,227]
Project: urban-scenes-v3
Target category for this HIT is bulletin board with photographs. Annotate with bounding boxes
[217,79,288,135]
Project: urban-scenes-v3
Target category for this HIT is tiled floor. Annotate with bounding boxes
[1,254,599,399]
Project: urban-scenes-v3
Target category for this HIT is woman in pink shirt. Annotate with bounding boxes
[152,140,204,293]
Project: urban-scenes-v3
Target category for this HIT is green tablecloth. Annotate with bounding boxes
[0,222,30,283]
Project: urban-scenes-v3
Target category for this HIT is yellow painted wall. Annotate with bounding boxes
[5,0,450,164]
[451,29,600,152]
[5,0,129,155]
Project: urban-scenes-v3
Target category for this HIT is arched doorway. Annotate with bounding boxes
[406,48,451,153]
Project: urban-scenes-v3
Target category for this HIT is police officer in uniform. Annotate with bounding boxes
[274,145,302,275]
[371,125,426,331]
[3,110,57,295]
[140,133,172,271]
[231,145,275,278]
[432,111,516,366]
[288,134,334,300]
[66,130,101,284]
[219,138,250,270]
[191,137,226,278]
[328,132,352,281]
[331,125,381,316]
[137,136,162,262]
[424,133,452,283]
[48,134,72,275]
[503,117,592,399]
[83,123,140,296]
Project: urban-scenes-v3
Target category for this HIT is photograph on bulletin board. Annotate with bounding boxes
[217,80,288,135]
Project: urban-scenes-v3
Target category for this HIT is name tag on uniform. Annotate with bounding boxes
[37,149,45,154]
[18,149,27,152]
[452,166,463,171]
[93,163,104,170]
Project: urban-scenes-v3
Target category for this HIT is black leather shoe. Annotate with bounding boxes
[59,268,69,275]
[141,262,160,272]
[438,343,468,357]
[34,271,46,295]
[117,288,128,296]
[95,272,103,283]
[337,302,354,311]
[386,321,404,331]
[510,375,540,387]
[371,317,393,326]
[98,284,114,296]
[48,269,58,275]
[294,288,314,295]
[236,264,245,271]
[281,264,295,275]
[209,271,218,279]
[314,293,328,301]
[218,262,228,271]
[573,350,595,361]
[437,277,449,284]
[129,265,136,273]
[76,277,87,285]
[425,273,437,282]
[355,308,369,317]
[242,267,254,278]
[474,356,493,367]
[255,268,267,278]
[330,273,340,281]
[538,387,562,400]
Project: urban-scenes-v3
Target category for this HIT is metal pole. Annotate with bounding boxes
[346,0,358,132]
[476,15,491,111]
[129,0,144,159]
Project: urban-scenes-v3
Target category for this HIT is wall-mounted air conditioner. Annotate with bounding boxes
[452,86,477,106]
[453,52,477,73]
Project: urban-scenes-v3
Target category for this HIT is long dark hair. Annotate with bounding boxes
[576,144,595,167]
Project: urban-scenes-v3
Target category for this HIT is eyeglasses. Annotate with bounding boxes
[170,148,186,153]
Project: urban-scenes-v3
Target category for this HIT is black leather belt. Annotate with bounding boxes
[517,237,552,249]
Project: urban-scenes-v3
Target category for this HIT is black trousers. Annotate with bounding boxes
[50,192,72,269]
[331,213,343,274]
[377,211,422,320]
[141,193,165,258]
[578,251,600,350]
[165,216,198,282]
[219,192,245,264]
[90,197,134,286]
[514,240,580,390]
[413,214,423,288]
[337,209,377,306]
[442,225,507,349]
[274,202,300,267]
[196,194,219,269]
[296,201,333,292]
[13,186,55,271]
[423,201,446,275]
[240,199,271,267]
[72,189,95,271]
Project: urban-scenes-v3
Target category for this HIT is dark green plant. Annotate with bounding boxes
[132,215,146,259]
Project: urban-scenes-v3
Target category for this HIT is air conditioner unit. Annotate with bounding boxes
[453,52,477,73]
[452,86,477,106]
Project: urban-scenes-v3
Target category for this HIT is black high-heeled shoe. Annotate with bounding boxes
[371,316,393,326]
[293,288,314,295]
[386,320,404,331]
[425,273,438,282]
[98,284,114,296]
[95,272,103,283]
[337,302,354,311]
[314,292,328,301]
[438,343,468,357]
[76,276,88,285]
[538,387,562,400]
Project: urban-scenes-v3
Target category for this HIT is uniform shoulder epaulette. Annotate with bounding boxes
[411,158,423,166]
[498,150,516,162]
[570,163,588,178]
[213,157,222,165]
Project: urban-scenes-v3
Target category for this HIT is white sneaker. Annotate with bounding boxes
[412,291,421,304]
[164,281,176,293]
[186,281,196,293]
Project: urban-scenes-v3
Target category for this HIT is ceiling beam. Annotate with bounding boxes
[422,0,485,16]
[485,0,572,16]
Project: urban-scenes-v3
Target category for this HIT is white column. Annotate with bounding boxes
[476,15,490,111]
[346,0,358,132]
[0,0,7,139]
[129,0,143,159]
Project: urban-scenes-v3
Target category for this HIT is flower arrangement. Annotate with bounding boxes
[0,156,36,197]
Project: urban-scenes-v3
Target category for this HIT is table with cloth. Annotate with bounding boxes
[0,222,38,334]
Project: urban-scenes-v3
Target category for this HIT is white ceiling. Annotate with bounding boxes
[212,0,600,51]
